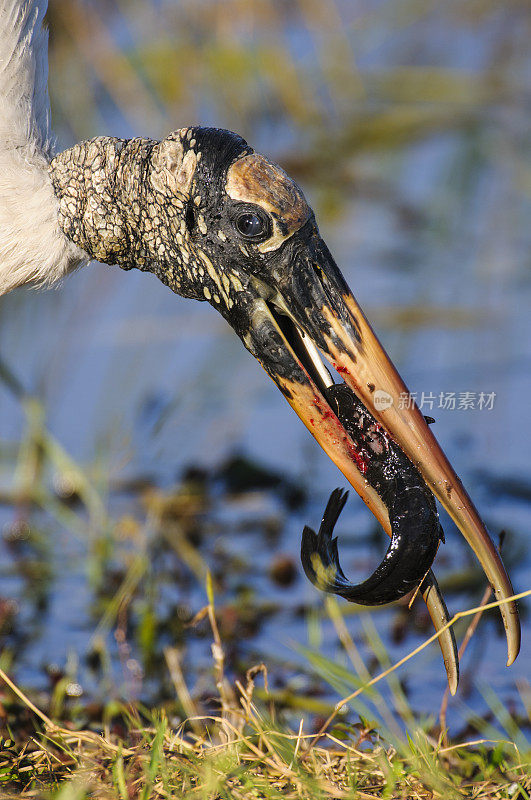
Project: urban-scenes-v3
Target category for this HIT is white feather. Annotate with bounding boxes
[0,0,86,296]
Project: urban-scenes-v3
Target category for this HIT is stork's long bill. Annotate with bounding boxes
[49,127,520,686]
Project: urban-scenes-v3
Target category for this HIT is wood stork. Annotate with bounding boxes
[0,0,520,693]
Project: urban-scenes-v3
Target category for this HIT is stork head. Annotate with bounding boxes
[50,126,519,665]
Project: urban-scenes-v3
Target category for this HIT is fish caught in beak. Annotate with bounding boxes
[300,382,444,607]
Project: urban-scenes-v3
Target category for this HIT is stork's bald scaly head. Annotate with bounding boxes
[146,127,312,309]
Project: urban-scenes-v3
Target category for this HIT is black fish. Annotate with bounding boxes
[301,383,444,605]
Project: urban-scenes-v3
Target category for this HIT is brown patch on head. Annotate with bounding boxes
[226,153,311,252]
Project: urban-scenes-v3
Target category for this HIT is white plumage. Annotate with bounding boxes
[0,0,85,295]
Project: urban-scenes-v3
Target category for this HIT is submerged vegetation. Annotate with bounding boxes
[0,358,530,797]
[0,599,529,799]
[1,0,530,795]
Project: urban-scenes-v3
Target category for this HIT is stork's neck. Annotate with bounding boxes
[49,131,201,297]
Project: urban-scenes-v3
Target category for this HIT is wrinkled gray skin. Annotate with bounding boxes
[49,126,355,381]
[50,128,252,298]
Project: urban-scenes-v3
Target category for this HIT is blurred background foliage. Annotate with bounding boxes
[0,0,529,732]
[46,0,531,212]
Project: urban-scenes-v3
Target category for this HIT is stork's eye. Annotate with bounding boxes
[234,210,269,241]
